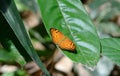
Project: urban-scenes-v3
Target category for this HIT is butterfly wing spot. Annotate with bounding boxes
[50,28,76,51]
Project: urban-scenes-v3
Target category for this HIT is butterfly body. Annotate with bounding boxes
[50,28,76,51]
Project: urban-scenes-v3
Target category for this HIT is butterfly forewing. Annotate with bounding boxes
[50,28,65,44]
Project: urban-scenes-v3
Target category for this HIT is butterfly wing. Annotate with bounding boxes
[59,38,76,51]
[50,28,65,44]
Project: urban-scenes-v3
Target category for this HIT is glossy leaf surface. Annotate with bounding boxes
[38,0,100,66]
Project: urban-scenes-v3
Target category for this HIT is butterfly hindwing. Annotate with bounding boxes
[59,38,76,51]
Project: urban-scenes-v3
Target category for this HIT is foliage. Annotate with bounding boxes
[0,0,120,75]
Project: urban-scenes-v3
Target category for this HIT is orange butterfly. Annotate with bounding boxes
[50,28,76,51]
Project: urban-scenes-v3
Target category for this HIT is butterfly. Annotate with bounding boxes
[50,28,76,51]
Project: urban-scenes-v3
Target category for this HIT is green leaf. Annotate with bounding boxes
[5,40,26,66]
[97,22,120,37]
[0,0,50,75]
[0,40,26,66]
[89,0,109,10]
[38,0,100,67]
[2,72,15,76]
[101,38,120,66]
[0,48,15,62]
